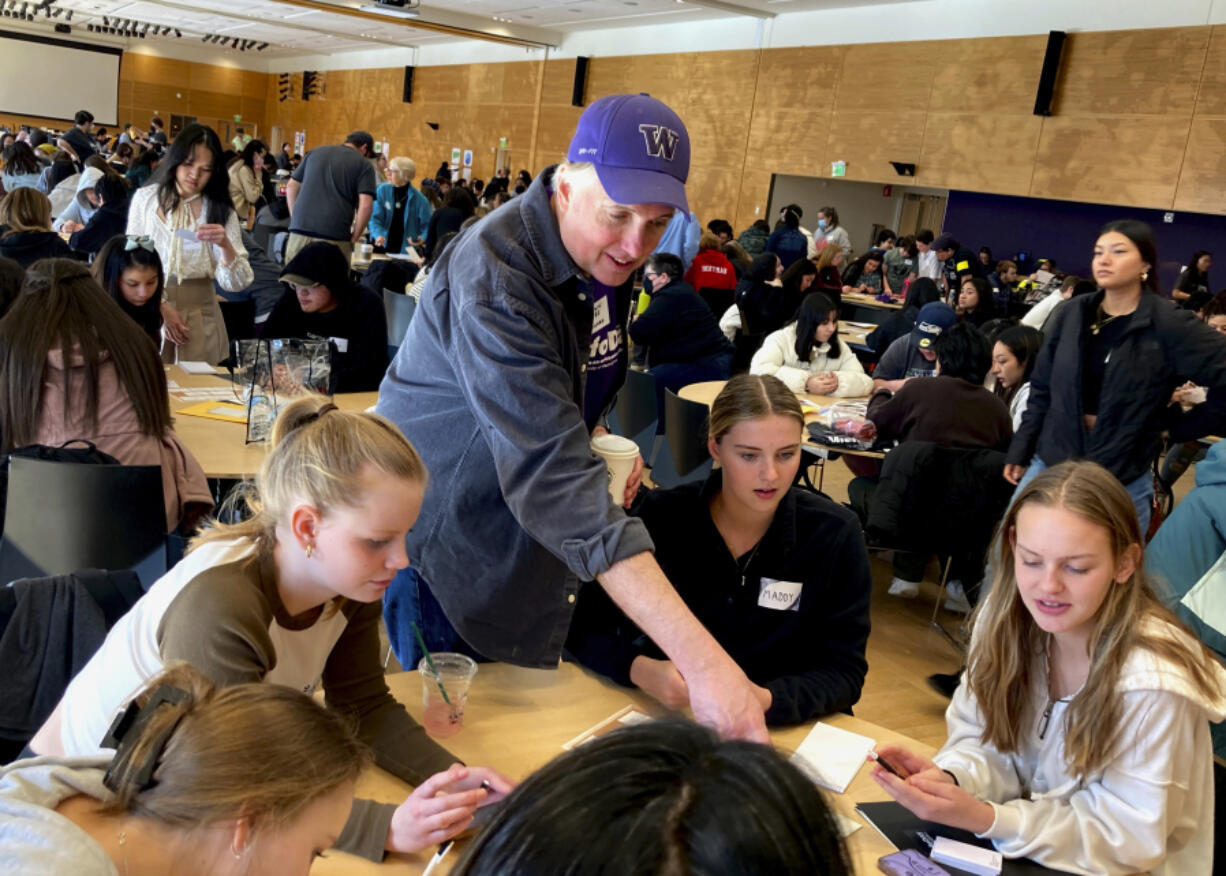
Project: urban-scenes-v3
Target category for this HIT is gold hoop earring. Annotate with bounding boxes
[305,544,314,559]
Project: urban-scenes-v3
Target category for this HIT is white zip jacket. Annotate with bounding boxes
[749,323,873,397]
[936,617,1226,875]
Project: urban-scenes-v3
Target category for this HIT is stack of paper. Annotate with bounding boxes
[789,721,876,793]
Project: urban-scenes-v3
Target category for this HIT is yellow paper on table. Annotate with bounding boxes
[175,400,248,423]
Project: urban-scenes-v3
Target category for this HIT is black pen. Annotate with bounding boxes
[868,750,905,780]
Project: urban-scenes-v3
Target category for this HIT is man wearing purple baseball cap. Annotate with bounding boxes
[376,93,769,742]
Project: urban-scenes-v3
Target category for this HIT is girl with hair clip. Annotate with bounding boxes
[91,234,165,350]
[872,461,1226,875]
[990,324,1043,431]
[1,664,369,874]
[0,258,211,533]
[750,292,872,397]
[126,123,253,365]
[567,374,872,726]
[453,720,853,876]
[1004,219,1226,533]
[29,395,513,860]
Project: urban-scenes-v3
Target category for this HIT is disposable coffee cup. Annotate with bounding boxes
[591,433,639,504]
[357,242,374,261]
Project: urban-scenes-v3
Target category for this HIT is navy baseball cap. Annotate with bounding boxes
[567,93,690,214]
[913,302,956,349]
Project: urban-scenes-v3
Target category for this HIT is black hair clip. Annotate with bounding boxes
[297,401,338,428]
[101,684,190,793]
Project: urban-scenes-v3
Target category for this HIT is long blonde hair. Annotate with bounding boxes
[101,663,368,831]
[969,461,1222,778]
[813,243,840,272]
[191,394,427,555]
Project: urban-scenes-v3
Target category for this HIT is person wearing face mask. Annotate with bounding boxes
[813,206,851,259]
[262,241,388,393]
[566,374,871,726]
[1004,220,1226,533]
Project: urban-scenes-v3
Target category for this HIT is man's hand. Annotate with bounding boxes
[685,658,770,742]
[591,425,642,508]
[1003,464,1026,485]
[385,764,515,854]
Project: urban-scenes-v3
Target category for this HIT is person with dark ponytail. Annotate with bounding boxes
[2,664,368,873]
[29,394,512,860]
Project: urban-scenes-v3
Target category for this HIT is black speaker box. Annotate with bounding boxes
[572,56,589,107]
[1034,31,1066,116]
[403,65,415,103]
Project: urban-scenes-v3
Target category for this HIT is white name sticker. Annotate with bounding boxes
[758,578,802,611]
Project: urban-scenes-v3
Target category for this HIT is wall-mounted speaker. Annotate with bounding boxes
[572,56,589,107]
[403,65,414,103]
[1033,30,1066,116]
[890,161,916,177]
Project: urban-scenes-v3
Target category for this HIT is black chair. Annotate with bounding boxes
[649,389,712,489]
[384,288,417,360]
[608,369,658,459]
[730,328,766,375]
[219,299,257,343]
[0,457,168,587]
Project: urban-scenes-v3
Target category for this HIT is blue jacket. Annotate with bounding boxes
[1148,441,1226,660]
[367,181,431,254]
[765,227,808,271]
[653,211,699,272]
[376,166,653,667]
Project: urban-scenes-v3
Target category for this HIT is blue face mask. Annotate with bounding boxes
[817,219,828,230]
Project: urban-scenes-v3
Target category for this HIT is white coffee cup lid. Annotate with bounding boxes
[591,433,638,456]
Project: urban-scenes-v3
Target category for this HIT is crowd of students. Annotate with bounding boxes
[0,94,1224,876]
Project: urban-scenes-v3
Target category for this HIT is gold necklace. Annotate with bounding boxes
[1090,301,1123,335]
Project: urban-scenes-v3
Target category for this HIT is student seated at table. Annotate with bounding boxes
[0,258,211,533]
[91,233,164,350]
[872,461,1226,876]
[812,238,845,307]
[67,174,129,258]
[453,720,852,876]
[871,300,956,392]
[566,374,871,726]
[750,292,873,397]
[683,229,738,316]
[718,252,782,341]
[988,258,1019,306]
[956,276,997,327]
[1,664,370,873]
[883,234,917,298]
[866,276,941,354]
[777,253,817,321]
[851,322,1012,598]
[262,241,388,393]
[841,250,885,298]
[989,325,1043,431]
[52,163,106,234]
[630,251,733,407]
[0,187,74,267]
[28,394,513,860]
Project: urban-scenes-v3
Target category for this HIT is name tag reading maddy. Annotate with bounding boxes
[758,578,802,611]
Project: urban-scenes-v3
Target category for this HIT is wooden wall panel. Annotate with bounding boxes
[1193,26,1226,114]
[1174,117,1226,213]
[744,108,831,175]
[825,110,927,184]
[1055,28,1208,116]
[733,170,773,233]
[835,41,940,112]
[1031,115,1190,208]
[919,113,1042,195]
[928,35,1049,114]
[754,46,844,113]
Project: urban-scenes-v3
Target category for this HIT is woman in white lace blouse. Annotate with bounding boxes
[127,124,252,364]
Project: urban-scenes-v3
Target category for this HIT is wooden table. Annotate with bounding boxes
[314,660,935,875]
[166,365,378,479]
[843,291,903,311]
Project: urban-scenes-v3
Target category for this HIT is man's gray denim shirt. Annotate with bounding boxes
[376,165,654,667]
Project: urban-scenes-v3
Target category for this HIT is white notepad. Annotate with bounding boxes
[789,721,876,793]
[177,360,218,374]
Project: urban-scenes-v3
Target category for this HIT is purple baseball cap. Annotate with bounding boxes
[567,92,690,214]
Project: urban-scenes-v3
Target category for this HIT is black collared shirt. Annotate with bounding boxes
[565,471,871,725]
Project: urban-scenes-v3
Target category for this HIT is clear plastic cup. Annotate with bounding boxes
[417,652,478,738]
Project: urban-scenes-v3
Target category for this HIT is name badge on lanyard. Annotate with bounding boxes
[758,578,802,611]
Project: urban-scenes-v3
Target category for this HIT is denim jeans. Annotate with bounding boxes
[1013,456,1153,534]
[383,566,487,671]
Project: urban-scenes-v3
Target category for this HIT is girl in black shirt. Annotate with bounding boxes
[566,374,872,725]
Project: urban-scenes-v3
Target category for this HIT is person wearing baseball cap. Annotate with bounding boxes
[376,94,770,743]
[932,233,984,303]
[284,129,378,263]
[872,301,957,392]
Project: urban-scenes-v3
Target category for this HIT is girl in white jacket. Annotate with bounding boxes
[870,460,1226,876]
[750,292,872,397]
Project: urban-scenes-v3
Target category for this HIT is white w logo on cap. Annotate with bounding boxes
[638,124,680,161]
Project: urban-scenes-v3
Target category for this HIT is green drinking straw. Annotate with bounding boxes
[412,622,452,706]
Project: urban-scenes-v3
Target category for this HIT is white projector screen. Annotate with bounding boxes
[0,30,120,125]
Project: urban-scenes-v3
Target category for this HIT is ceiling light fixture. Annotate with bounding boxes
[359,3,419,19]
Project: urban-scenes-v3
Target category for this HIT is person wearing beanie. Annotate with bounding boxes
[284,130,377,263]
[376,92,772,744]
[872,300,957,392]
[262,241,388,392]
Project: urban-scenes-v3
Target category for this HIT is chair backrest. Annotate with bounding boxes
[612,369,658,458]
[384,288,417,357]
[0,457,168,586]
[663,389,711,480]
[219,298,257,342]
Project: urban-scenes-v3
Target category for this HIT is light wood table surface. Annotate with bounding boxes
[314,660,934,875]
[166,364,378,479]
[842,291,903,311]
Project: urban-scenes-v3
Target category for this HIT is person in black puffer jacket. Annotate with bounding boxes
[1005,219,1226,533]
[0,188,74,267]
